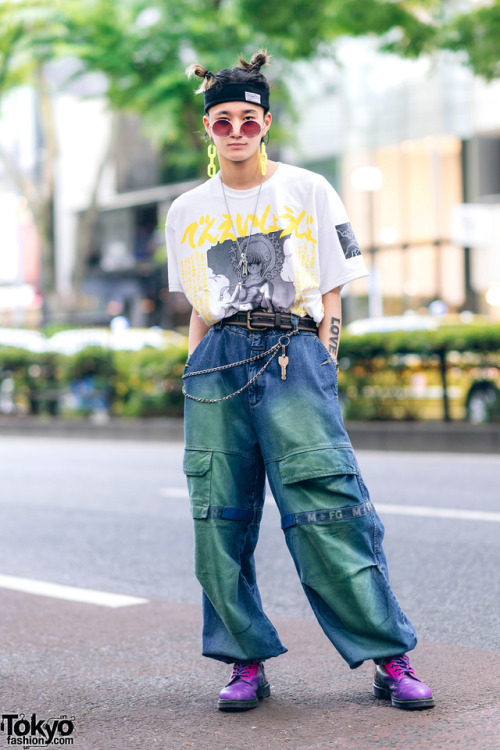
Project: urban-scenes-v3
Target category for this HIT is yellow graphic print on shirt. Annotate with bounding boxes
[180,250,215,324]
[179,204,319,322]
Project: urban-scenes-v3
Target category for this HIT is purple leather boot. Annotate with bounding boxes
[373,654,435,710]
[218,662,271,712]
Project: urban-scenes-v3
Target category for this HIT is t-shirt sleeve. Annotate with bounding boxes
[165,212,184,293]
[317,183,368,294]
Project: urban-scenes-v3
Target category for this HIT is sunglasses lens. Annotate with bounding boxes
[241,120,262,137]
[212,119,262,138]
[212,119,232,137]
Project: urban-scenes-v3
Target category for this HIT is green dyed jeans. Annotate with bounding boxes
[183,321,417,668]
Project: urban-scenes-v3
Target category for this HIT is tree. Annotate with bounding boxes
[55,0,272,176]
[50,0,279,289]
[0,0,62,303]
[0,0,280,304]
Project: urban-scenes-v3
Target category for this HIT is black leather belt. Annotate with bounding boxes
[221,310,318,332]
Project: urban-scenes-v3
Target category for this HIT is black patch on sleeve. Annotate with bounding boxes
[336,222,361,259]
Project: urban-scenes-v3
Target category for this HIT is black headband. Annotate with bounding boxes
[204,81,270,113]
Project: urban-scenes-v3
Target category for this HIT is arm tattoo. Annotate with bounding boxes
[328,316,341,359]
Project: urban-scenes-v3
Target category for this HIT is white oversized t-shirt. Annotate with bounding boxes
[166,163,368,325]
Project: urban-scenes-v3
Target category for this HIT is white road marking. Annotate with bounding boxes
[0,575,148,608]
[161,488,499,523]
[161,487,189,498]
[375,503,500,523]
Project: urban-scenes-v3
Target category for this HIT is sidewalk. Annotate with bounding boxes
[2,590,499,750]
[0,416,499,453]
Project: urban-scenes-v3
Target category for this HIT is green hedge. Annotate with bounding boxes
[0,340,189,418]
[339,322,500,361]
[111,345,188,418]
[2,322,500,421]
[338,322,500,421]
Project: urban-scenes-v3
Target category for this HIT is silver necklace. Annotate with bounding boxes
[220,173,264,277]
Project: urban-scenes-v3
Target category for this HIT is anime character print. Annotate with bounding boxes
[207,230,296,316]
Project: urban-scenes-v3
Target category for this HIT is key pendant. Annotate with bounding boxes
[278,346,289,381]
[238,251,248,277]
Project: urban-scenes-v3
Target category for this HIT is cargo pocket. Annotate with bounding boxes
[279,446,361,513]
[183,449,212,519]
[184,448,253,635]
[279,446,358,484]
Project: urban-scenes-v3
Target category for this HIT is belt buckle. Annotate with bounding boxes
[247,311,265,331]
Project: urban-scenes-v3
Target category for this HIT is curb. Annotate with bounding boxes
[0,417,184,442]
[346,420,500,454]
[0,417,499,453]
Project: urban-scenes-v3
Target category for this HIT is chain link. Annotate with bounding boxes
[182,330,299,404]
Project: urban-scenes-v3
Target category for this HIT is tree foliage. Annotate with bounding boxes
[2,0,499,178]
[2,1,500,160]
[442,2,500,81]
[50,0,296,175]
[239,0,440,58]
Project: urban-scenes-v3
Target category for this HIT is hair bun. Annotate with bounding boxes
[186,63,207,80]
[186,63,216,92]
[250,50,271,72]
[238,49,271,73]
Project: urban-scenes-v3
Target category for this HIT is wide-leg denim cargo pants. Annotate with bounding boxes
[182,321,417,668]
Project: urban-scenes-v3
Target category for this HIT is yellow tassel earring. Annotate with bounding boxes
[260,140,268,176]
[208,142,217,177]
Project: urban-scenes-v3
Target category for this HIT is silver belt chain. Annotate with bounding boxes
[182,330,300,404]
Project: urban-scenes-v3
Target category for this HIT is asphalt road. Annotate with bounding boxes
[0,436,499,749]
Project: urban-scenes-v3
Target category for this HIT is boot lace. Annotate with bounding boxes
[230,662,258,682]
[386,655,417,678]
